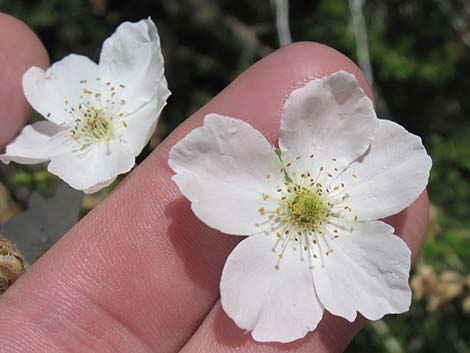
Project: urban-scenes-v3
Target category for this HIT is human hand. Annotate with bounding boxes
[0,14,429,353]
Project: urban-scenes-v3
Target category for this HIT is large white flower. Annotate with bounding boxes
[1,18,170,193]
[169,71,432,343]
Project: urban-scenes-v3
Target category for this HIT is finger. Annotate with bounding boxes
[179,191,429,353]
[0,13,49,148]
[0,42,425,353]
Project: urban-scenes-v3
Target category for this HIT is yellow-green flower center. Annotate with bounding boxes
[62,80,129,150]
[287,190,329,230]
[256,157,360,269]
[294,193,327,223]
[72,108,115,144]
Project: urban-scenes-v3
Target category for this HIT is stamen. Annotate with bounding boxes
[255,155,350,266]
[66,81,130,150]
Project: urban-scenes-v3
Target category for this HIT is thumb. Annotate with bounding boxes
[0,13,49,148]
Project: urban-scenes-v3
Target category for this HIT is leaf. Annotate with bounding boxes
[3,184,83,264]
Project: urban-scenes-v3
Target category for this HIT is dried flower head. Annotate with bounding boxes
[0,233,27,294]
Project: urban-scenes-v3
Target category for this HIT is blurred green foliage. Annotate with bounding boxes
[0,0,468,352]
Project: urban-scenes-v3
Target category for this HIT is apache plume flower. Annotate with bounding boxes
[1,18,170,193]
[169,71,431,342]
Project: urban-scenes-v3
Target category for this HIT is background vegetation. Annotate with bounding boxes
[0,1,468,352]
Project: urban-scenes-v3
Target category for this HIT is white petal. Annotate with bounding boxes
[337,119,432,220]
[47,141,134,193]
[23,55,99,125]
[120,78,169,156]
[1,121,68,164]
[312,220,412,322]
[169,114,285,236]
[279,70,379,180]
[99,18,170,115]
[221,233,324,343]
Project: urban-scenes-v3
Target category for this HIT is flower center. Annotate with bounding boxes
[58,79,130,150]
[256,156,360,270]
[289,192,328,227]
[72,107,116,146]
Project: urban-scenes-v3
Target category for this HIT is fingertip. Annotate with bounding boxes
[0,13,49,148]
[266,42,374,100]
[164,41,374,152]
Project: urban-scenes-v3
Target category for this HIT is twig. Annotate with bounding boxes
[434,0,470,47]
[223,16,272,57]
[271,0,292,47]
[349,0,375,89]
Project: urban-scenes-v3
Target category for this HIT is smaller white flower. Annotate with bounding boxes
[1,18,170,193]
[169,71,432,343]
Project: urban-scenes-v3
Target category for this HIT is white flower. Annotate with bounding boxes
[168,71,432,343]
[1,18,170,193]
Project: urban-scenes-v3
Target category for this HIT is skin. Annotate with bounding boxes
[0,14,429,353]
